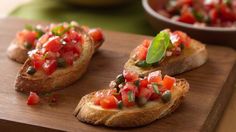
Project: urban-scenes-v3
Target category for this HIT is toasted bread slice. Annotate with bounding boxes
[15,31,95,93]
[73,79,189,128]
[7,39,29,63]
[124,39,208,76]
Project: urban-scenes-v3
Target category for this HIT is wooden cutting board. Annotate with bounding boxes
[0,17,235,132]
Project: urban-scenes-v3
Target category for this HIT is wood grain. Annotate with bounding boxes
[0,17,235,132]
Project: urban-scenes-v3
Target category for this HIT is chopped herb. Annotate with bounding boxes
[128,91,135,102]
[25,24,33,31]
[152,83,160,94]
[117,101,123,109]
[52,25,70,36]
[134,80,140,87]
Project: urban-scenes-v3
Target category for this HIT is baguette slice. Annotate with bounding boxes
[15,30,95,93]
[73,79,189,128]
[124,39,208,76]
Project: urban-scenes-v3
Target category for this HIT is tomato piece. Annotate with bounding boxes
[37,33,50,47]
[100,95,118,109]
[209,8,218,25]
[180,0,193,6]
[148,71,162,83]
[121,91,135,107]
[135,45,148,60]
[123,70,139,82]
[179,5,196,24]
[93,92,105,105]
[149,93,161,100]
[31,54,45,70]
[219,4,236,22]
[173,31,191,48]
[17,30,37,46]
[162,75,176,90]
[43,36,62,52]
[120,82,138,95]
[142,39,151,48]
[43,60,57,75]
[27,92,40,105]
[68,30,83,44]
[138,87,152,99]
[88,28,104,43]
[139,79,148,88]
[61,51,74,65]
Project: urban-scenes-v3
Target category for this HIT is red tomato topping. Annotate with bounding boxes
[43,60,57,75]
[121,91,135,107]
[120,82,138,95]
[173,31,191,47]
[27,92,40,105]
[139,79,148,88]
[135,45,148,60]
[17,30,37,46]
[88,28,104,43]
[138,87,152,99]
[148,71,162,83]
[142,39,151,48]
[43,36,62,52]
[162,75,176,90]
[123,70,139,82]
[100,95,118,109]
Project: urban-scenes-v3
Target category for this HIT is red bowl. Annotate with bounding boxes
[142,0,236,48]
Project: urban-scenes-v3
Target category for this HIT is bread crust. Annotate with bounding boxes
[73,79,189,128]
[7,39,28,63]
[15,31,95,93]
[124,39,208,76]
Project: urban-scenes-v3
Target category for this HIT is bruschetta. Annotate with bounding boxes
[7,21,104,64]
[15,22,104,93]
[74,70,189,127]
[7,24,46,63]
[124,29,208,76]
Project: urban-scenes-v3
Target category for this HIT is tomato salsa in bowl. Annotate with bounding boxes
[142,0,236,48]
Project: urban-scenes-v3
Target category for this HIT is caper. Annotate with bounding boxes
[161,90,171,103]
[26,66,36,75]
[115,74,125,85]
[24,42,32,50]
[135,60,151,68]
[137,97,148,107]
[57,58,66,68]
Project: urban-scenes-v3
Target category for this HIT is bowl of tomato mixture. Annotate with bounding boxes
[142,0,236,48]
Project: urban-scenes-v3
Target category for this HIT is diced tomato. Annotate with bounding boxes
[135,45,148,60]
[88,28,104,43]
[138,87,152,99]
[37,33,50,47]
[27,92,40,105]
[162,75,176,90]
[43,36,62,52]
[149,93,161,100]
[179,5,196,24]
[100,95,118,109]
[173,31,191,47]
[42,60,57,75]
[120,82,138,95]
[123,70,139,82]
[209,8,218,25]
[61,51,74,65]
[180,0,193,6]
[219,4,236,22]
[121,91,135,107]
[68,30,83,44]
[93,92,105,105]
[17,30,37,46]
[139,79,148,88]
[142,39,151,48]
[31,54,45,70]
[148,71,162,83]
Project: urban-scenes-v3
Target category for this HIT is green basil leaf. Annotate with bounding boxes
[152,83,160,95]
[146,31,170,64]
[128,91,135,102]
